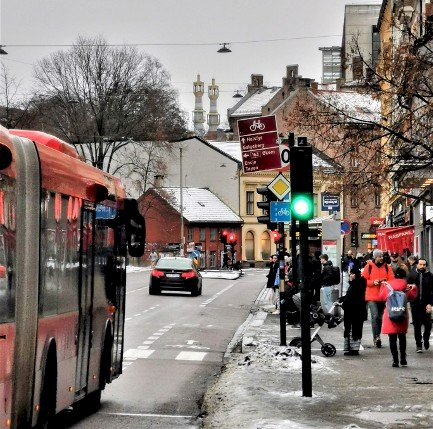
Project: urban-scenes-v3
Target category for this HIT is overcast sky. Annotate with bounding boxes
[0,0,381,130]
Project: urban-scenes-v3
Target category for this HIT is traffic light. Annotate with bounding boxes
[290,145,314,221]
[227,233,237,246]
[256,187,278,230]
[351,222,359,247]
[272,230,282,244]
[219,230,228,244]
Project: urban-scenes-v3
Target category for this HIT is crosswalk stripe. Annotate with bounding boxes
[175,351,207,361]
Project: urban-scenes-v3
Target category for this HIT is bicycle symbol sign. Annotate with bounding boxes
[249,119,265,132]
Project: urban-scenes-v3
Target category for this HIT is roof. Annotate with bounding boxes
[313,90,381,123]
[153,187,243,224]
[229,87,280,117]
[207,140,342,172]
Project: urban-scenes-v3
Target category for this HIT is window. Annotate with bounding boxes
[352,56,363,80]
[210,228,217,241]
[374,188,381,208]
[350,186,359,207]
[199,228,206,242]
[187,228,193,242]
[246,191,254,215]
[350,145,360,168]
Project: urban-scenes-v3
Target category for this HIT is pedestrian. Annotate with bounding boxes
[390,252,409,275]
[340,267,367,356]
[407,258,433,353]
[362,249,394,348]
[407,255,418,273]
[342,249,359,272]
[149,249,158,268]
[379,268,417,367]
[266,254,279,304]
[356,252,365,269]
[319,254,334,313]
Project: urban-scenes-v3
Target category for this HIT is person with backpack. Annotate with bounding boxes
[407,258,433,353]
[379,268,417,367]
[362,249,394,348]
[320,254,336,313]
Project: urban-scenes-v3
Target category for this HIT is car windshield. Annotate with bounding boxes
[156,258,193,270]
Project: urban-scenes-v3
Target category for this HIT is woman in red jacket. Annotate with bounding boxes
[379,268,418,367]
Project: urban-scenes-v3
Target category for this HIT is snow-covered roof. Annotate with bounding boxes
[154,187,243,223]
[230,87,280,117]
[313,90,381,123]
[206,140,341,172]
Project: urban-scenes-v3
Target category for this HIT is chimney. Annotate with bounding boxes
[154,174,164,188]
[247,74,264,93]
[311,81,318,91]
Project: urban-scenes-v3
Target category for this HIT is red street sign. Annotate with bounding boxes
[238,115,281,173]
[237,115,277,136]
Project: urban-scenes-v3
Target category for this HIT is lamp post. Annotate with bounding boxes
[179,146,185,256]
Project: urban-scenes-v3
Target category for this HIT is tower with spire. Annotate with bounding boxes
[192,74,206,137]
[206,78,220,141]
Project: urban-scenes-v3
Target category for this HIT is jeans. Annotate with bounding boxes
[368,301,385,338]
[321,286,334,313]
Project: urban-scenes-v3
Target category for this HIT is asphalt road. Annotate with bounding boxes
[66,268,266,429]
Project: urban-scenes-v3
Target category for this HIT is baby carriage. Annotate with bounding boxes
[288,295,344,357]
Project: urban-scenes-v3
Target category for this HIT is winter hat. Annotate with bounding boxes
[356,252,363,258]
[372,249,383,259]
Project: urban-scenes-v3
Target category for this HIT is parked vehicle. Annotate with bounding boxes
[149,257,202,296]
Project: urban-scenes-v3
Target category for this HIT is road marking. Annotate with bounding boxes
[175,351,207,361]
[148,336,159,340]
[101,412,194,419]
[200,282,236,307]
[187,340,198,345]
[142,340,154,345]
[123,349,155,359]
[126,286,148,295]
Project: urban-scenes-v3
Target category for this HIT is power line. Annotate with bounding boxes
[2,34,343,48]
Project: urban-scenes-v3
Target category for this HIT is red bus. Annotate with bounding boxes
[0,127,145,428]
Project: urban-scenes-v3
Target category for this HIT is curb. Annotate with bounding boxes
[224,285,270,359]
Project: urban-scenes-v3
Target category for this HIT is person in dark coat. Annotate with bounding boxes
[379,268,417,367]
[407,258,433,352]
[311,250,322,304]
[266,254,279,289]
[340,267,367,356]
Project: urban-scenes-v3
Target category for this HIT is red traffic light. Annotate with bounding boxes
[227,233,237,244]
[219,230,229,244]
[272,230,282,243]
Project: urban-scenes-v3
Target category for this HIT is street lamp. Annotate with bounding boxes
[0,46,8,55]
[217,43,232,53]
[179,146,185,256]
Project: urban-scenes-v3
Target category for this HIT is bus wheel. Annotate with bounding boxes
[37,355,57,428]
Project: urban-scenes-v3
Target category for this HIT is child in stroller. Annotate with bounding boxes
[287,292,344,357]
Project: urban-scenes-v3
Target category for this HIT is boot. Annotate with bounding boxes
[343,337,350,353]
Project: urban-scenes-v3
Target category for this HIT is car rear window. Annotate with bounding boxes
[156,258,193,270]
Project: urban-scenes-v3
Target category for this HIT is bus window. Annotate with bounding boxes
[0,177,16,323]
[40,192,79,316]
[124,199,145,258]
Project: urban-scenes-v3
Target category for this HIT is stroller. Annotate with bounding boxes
[288,294,344,357]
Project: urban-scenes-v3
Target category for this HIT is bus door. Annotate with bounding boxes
[111,252,126,377]
[75,208,94,394]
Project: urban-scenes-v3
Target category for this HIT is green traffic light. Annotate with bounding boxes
[291,194,314,220]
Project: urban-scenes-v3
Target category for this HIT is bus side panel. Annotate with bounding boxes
[0,324,14,428]
[33,312,78,417]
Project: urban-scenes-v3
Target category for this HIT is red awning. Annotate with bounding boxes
[376,226,414,254]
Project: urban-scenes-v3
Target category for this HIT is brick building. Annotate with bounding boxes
[139,187,243,268]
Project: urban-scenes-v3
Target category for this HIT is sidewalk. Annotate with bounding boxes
[202,287,433,429]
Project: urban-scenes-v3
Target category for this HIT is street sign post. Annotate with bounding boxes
[341,219,352,236]
[238,115,282,173]
[270,201,291,223]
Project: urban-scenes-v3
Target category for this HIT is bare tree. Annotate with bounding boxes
[31,35,188,172]
[0,64,36,129]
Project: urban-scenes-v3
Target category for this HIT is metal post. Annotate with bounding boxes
[278,221,286,346]
[179,146,184,256]
[299,219,312,397]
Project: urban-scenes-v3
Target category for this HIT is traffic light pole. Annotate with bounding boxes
[299,219,312,397]
[277,221,286,346]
